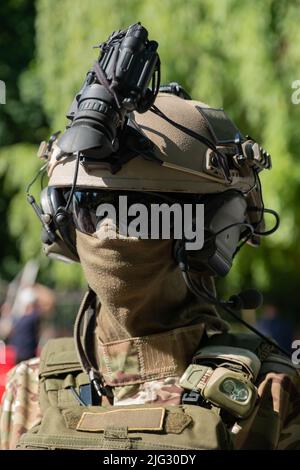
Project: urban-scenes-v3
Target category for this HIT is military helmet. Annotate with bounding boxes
[47,93,257,195]
[36,91,273,266]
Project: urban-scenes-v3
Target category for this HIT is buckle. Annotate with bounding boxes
[181,389,203,405]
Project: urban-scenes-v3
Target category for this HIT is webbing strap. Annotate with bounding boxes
[74,288,97,373]
[74,288,113,402]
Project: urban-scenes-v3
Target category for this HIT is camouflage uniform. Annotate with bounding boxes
[0,358,41,450]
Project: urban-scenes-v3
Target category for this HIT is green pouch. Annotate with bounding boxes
[38,337,90,411]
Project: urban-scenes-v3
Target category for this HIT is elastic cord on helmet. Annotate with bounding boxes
[150,104,232,183]
[64,151,80,213]
[233,230,254,257]
[26,162,48,195]
[250,207,280,236]
[242,168,280,237]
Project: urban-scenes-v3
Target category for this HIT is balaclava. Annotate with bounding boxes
[76,217,228,404]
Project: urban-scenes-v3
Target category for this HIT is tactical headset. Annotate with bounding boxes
[173,190,249,277]
[31,184,252,277]
[28,187,79,263]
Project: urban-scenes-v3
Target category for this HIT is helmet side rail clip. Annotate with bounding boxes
[205,133,271,182]
[233,133,272,171]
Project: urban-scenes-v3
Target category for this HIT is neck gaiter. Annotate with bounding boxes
[76,223,228,403]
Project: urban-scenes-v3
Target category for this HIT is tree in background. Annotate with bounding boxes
[0,0,48,279]
[1,0,300,318]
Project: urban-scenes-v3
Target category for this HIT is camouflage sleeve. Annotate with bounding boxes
[231,371,300,450]
[0,358,41,450]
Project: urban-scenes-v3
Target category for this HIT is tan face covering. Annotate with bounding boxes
[76,222,228,391]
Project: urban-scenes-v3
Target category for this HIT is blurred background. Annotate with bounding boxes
[1,0,300,363]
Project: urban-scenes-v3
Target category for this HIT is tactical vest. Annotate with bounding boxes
[16,290,297,450]
[16,337,233,450]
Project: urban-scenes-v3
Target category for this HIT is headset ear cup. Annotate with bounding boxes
[41,187,79,260]
[48,187,68,217]
[177,190,248,277]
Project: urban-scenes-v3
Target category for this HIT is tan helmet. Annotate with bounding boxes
[47,93,260,195]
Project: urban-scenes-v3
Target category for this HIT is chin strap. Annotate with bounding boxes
[74,287,113,404]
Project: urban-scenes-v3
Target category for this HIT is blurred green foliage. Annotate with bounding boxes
[0,0,48,280]
[1,0,300,316]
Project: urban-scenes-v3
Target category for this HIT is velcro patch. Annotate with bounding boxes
[196,107,241,144]
[76,407,165,432]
